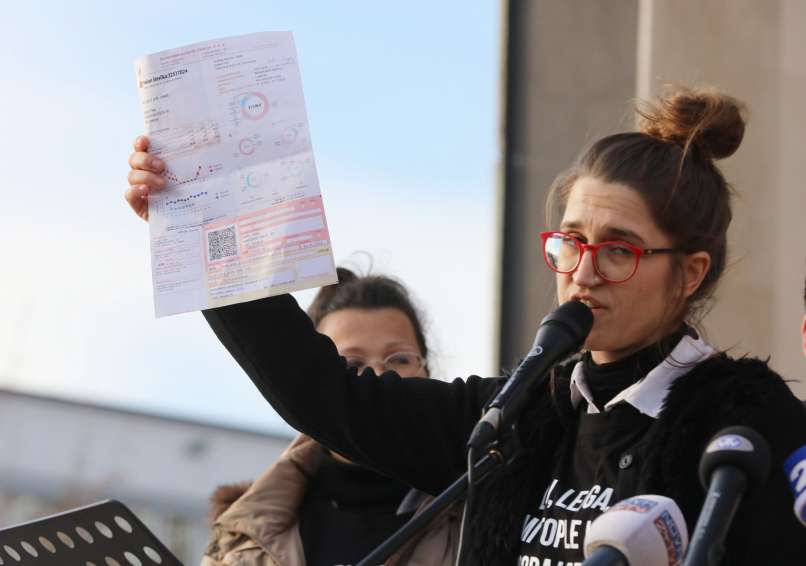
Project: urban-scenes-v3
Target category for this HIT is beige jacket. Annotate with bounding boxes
[201,435,460,566]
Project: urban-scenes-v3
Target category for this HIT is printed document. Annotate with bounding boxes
[135,32,337,316]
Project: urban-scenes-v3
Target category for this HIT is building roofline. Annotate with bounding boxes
[0,386,294,441]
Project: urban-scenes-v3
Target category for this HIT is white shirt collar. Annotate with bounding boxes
[569,335,715,418]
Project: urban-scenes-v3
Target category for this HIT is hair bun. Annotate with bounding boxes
[639,86,747,160]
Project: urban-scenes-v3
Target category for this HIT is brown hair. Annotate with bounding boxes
[307,267,430,367]
[547,86,747,324]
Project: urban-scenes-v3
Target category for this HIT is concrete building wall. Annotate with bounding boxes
[637,0,806,396]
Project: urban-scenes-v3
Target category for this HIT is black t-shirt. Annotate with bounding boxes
[298,450,413,566]
[518,404,654,564]
[517,340,674,565]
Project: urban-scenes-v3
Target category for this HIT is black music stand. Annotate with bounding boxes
[0,500,183,565]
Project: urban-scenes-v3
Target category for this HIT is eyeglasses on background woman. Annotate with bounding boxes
[341,351,427,376]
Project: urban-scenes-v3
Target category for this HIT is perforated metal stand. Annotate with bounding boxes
[0,500,183,565]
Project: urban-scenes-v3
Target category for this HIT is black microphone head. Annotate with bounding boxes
[699,426,771,494]
[540,299,594,344]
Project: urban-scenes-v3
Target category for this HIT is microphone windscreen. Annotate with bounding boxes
[584,495,688,566]
[784,444,806,526]
[698,426,771,494]
[540,299,593,343]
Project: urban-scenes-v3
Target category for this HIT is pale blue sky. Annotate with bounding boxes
[0,2,500,434]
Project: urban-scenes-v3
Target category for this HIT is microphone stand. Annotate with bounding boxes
[356,433,522,566]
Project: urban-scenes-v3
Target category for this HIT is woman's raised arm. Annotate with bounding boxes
[204,292,498,494]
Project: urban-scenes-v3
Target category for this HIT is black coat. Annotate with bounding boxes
[467,354,806,564]
[204,294,806,565]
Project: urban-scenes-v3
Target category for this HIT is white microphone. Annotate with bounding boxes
[784,444,806,527]
[583,495,689,566]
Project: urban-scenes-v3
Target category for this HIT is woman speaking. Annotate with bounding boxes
[127,86,806,564]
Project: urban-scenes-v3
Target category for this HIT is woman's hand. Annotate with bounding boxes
[125,136,166,221]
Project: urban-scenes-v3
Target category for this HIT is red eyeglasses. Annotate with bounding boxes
[540,231,683,283]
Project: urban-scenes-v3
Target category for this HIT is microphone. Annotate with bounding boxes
[583,494,688,566]
[467,300,592,449]
[784,443,806,526]
[682,426,771,566]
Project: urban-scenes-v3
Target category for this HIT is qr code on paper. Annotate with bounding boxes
[207,225,238,261]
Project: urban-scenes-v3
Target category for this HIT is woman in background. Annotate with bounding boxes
[200,267,459,565]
